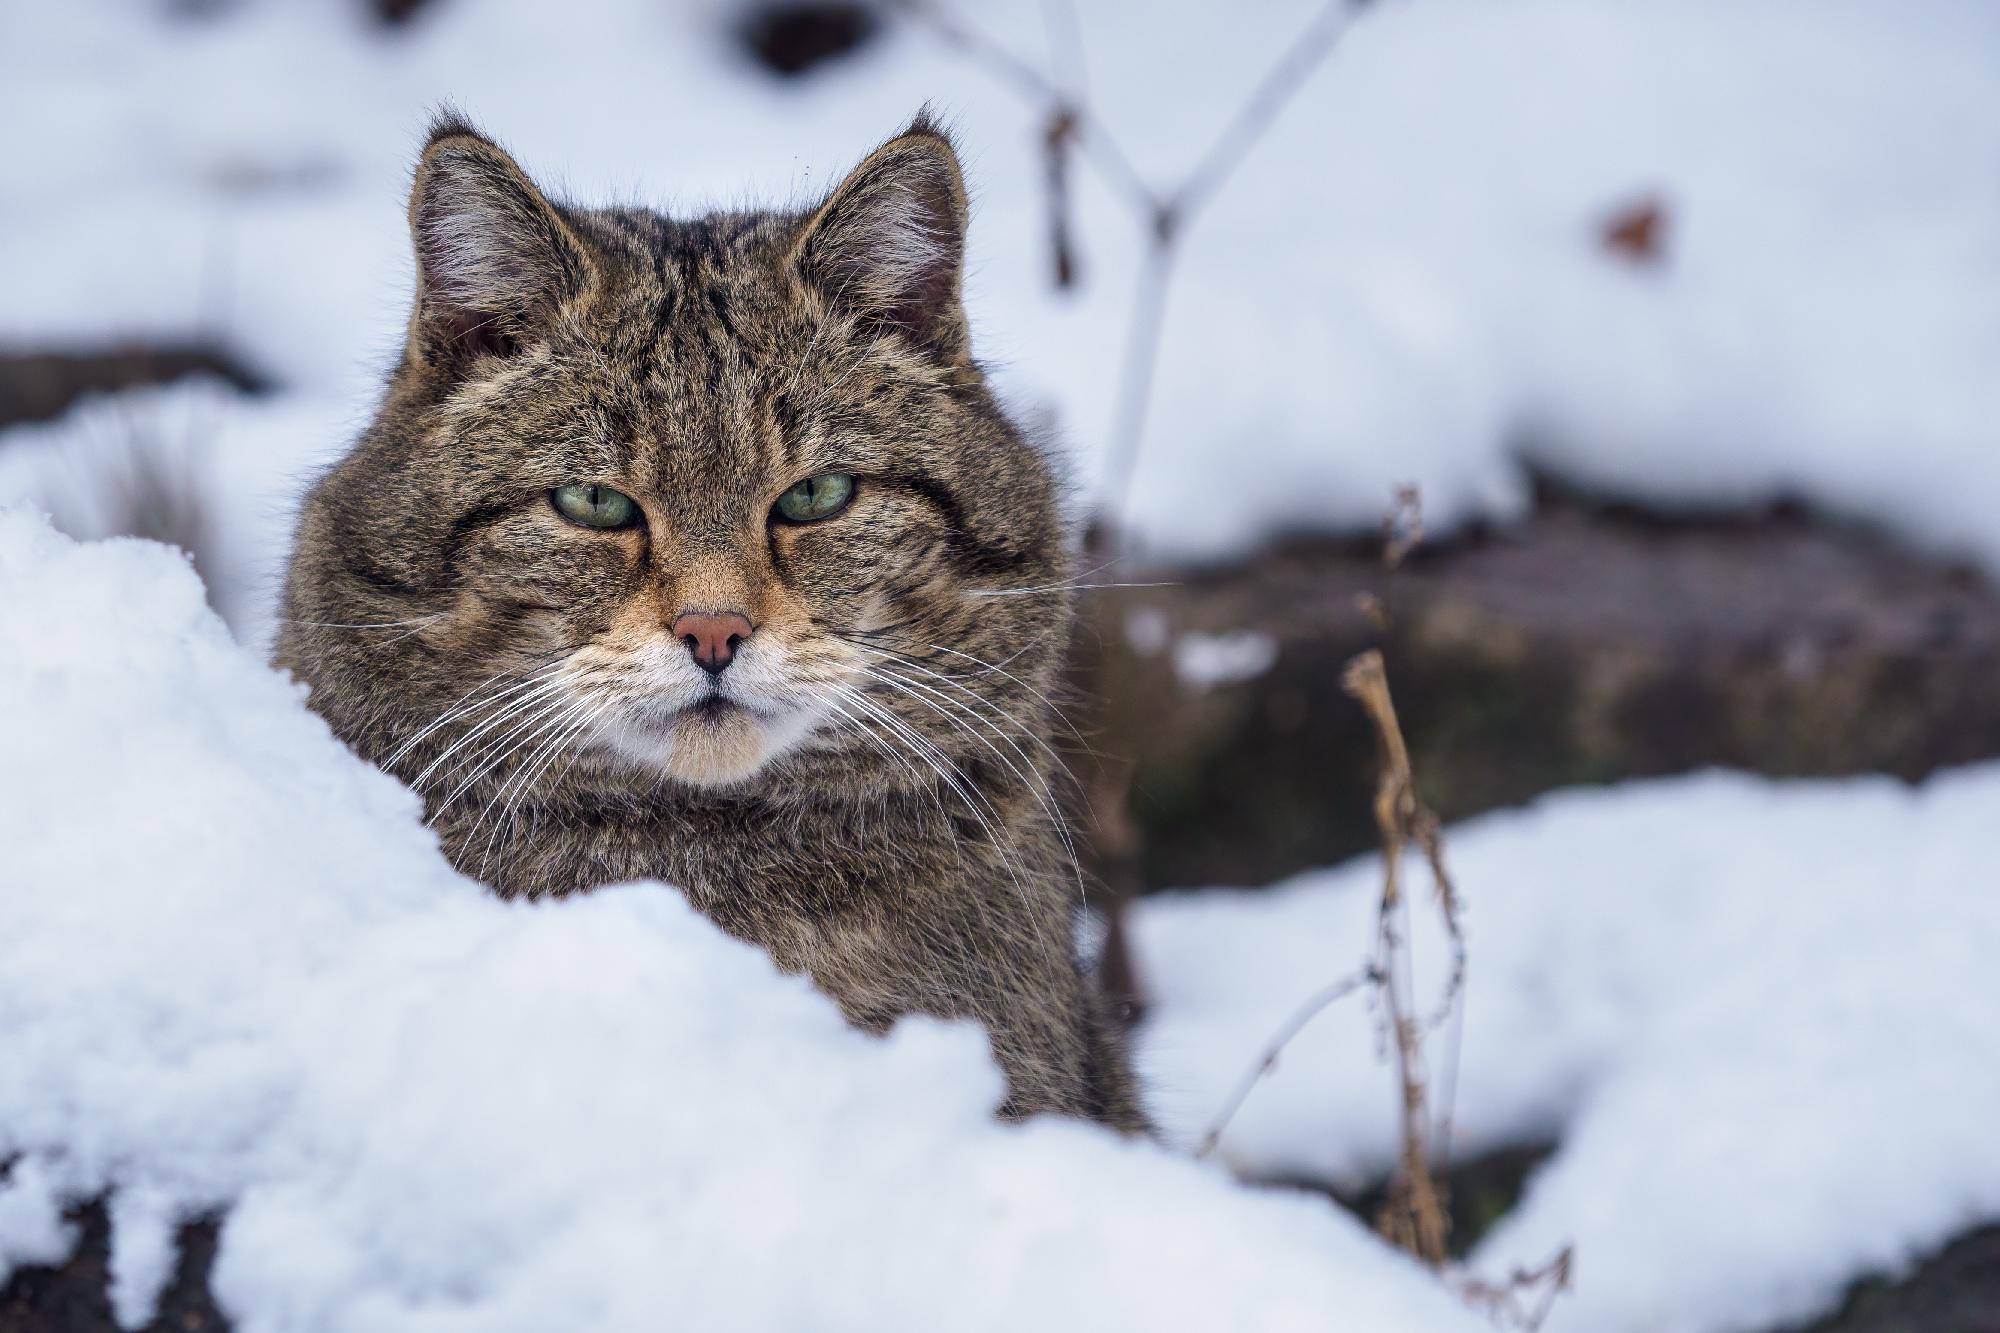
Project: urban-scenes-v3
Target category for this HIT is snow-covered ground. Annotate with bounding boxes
[0,511,1485,1332]
[3,0,1998,589]
[8,508,1997,1330]
[1134,767,2000,1332]
[0,381,354,640]
[4,3,1998,1329]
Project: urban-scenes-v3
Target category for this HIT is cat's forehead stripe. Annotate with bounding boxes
[569,209,802,481]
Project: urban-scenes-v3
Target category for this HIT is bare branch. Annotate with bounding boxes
[895,0,1372,522]
[1458,1246,1576,1332]
[1172,0,1368,222]
[1195,963,1381,1159]
[1098,245,1176,517]
[1041,106,1082,289]
[891,0,1158,212]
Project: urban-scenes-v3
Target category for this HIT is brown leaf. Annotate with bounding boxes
[1599,194,1670,267]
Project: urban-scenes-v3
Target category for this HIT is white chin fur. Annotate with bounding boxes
[602,702,818,788]
[578,635,830,788]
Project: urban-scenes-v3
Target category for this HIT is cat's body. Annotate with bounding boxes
[275,114,1147,1130]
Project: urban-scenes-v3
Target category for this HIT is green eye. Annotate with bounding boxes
[552,484,640,529]
[774,473,856,524]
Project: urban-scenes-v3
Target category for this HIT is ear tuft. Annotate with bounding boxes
[796,118,970,359]
[423,104,486,151]
[900,104,951,145]
[406,119,591,368]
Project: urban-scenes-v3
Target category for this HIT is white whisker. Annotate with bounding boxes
[831,682,1044,928]
[472,697,607,877]
[853,663,1087,908]
[967,581,1174,598]
[420,684,574,815]
[388,657,571,769]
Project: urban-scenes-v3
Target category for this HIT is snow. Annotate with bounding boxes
[4,0,1999,586]
[11,503,1989,1330]
[1133,766,2000,1332]
[0,509,1482,1331]
[3,2,1997,1326]
[1121,606,1172,657]
[0,380,350,645]
[1172,630,1281,691]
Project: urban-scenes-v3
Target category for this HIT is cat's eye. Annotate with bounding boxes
[774,473,856,524]
[551,484,640,530]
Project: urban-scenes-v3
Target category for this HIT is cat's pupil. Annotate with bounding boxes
[552,483,637,529]
[777,472,853,522]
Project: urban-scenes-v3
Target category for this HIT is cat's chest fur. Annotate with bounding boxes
[431,788,1137,1127]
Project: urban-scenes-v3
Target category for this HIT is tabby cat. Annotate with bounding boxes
[275,113,1147,1131]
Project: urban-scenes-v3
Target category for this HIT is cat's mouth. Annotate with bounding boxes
[676,692,791,727]
[629,689,760,728]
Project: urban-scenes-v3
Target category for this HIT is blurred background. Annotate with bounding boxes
[3,1,1998,1328]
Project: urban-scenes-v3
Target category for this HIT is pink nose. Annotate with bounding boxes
[672,611,753,676]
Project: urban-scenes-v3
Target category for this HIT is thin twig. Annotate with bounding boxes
[1036,0,1086,290]
[1041,106,1081,289]
[1195,963,1381,1159]
[1458,1246,1576,1332]
[896,0,1370,526]
[892,0,1156,211]
[1171,0,1369,220]
[1099,243,1176,512]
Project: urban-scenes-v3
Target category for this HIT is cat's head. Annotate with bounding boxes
[279,114,1070,803]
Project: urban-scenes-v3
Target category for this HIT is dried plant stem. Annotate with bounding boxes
[1193,494,1465,1278]
[1192,646,1460,1270]
[1190,491,1569,1321]
[1345,648,1450,1267]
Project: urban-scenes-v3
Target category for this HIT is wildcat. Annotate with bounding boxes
[275,113,1148,1132]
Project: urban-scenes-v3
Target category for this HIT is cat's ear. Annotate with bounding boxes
[794,112,970,361]
[405,115,593,369]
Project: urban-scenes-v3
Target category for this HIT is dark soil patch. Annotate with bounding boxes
[739,2,881,77]
[1779,1225,2000,1333]
[0,1198,225,1333]
[1073,495,2000,893]
[0,345,265,431]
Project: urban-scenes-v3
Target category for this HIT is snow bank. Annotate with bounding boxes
[0,380,351,645]
[0,509,1480,1331]
[4,0,1998,571]
[1135,767,2000,1332]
